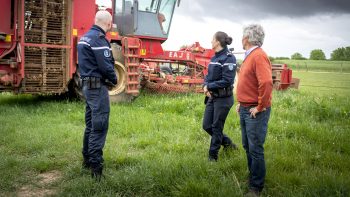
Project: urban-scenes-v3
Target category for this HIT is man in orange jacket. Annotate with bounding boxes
[236,24,273,197]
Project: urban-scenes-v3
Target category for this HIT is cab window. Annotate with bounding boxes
[159,0,176,34]
[138,0,160,13]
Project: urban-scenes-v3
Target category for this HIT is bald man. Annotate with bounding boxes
[77,10,117,181]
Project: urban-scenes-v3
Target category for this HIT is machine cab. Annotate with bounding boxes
[114,0,178,41]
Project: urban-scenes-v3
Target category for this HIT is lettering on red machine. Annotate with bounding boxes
[168,52,190,60]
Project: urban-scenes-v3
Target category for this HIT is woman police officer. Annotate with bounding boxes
[203,31,238,161]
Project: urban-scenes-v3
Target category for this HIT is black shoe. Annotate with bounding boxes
[208,155,218,162]
[91,165,103,181]
[223,143,238,151]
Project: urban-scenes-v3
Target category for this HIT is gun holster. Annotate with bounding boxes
[103,79,116,90]
[204,96,209,105]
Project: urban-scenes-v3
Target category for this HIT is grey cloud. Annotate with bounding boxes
[176,0,350,20]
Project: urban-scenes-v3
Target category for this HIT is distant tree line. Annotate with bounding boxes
[268,46,350,61]
[331,47,350,61]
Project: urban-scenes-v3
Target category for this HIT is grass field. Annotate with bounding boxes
[0,70,350,196]
[293,71,350,96]
[272,60,350,73]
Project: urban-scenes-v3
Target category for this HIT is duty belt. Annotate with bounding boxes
[211,86,233,98]
[80,77,102,89]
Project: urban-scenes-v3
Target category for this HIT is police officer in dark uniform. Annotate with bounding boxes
[77,10,117,180]
[203,31,237,161]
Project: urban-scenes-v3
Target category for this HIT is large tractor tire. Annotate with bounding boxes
[69,43,136,103]
[109,43,136,103]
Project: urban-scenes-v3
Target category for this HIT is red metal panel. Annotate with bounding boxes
[71,0,96,78]
[0,0,17,57]
[139,39,165,58]
[279,68,292,90]
[281,69,292,84]
[0,0,21,88]
[73,0,96,37]
[0,0,12,34]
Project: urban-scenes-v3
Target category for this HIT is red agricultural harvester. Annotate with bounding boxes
[271,64,299,90]
[0,0,298,102]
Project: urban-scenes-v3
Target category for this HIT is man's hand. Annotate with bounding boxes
[236,103,240,114]
[203,85,208,93]
[203,85,211,98]
[249,107,266,118]
[205,91,212,98]
[249,107,259,118]
[104,79,116,90]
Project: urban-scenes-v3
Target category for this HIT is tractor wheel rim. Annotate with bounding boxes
[109,61,126,95]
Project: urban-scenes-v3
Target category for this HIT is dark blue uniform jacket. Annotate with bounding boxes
[77,25,117,84]
[204,47,237,91]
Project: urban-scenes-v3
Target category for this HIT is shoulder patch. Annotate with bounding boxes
[225,63,236,71]
[104,49,111,57]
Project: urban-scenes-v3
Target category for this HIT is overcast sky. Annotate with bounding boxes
[162,0,350,59]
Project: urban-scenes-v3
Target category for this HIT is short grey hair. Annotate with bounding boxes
[243,24,265,47]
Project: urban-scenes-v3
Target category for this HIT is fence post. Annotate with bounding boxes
[341,62,343,73]
[304,62,308,72]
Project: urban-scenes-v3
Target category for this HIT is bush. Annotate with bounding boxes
[291,52,307,60]
[310,49,326,60]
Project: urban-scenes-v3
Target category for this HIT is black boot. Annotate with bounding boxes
[208,155,218,162]
[91,164,103,181]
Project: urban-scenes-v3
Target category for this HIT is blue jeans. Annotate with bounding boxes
[82,85,110,168]
[239,105,271,192]
[203,96,234,159]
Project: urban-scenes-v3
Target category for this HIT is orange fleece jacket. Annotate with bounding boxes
[237,47,273,111]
